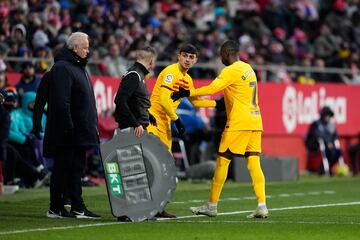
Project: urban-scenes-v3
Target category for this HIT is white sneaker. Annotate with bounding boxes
[190,202,217,217]
[3,185,19,195]
[247,205,269,219]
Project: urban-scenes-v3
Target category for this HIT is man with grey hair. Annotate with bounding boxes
[40,32,100,219]
[114,46,157,137]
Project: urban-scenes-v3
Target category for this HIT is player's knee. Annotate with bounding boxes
[218,150,233,160]
[246,154,261,172]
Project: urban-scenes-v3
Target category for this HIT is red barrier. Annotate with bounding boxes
[8,73,360,172]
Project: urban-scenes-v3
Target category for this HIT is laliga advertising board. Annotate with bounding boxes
[91,77,360,137]
[258,83,360,136]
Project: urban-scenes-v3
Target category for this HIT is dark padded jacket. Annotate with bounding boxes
[42,47,99,156]
[114,62,151,129]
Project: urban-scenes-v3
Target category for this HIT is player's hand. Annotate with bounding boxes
[174,118,185,137]
[149,113,157,126]
[171,87,190,102]
[134,125,144,137]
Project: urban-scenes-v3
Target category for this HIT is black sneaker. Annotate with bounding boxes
[46,208,76,218]
[117,216,132,222]
[70,207,101,219]
[155,210,176,218]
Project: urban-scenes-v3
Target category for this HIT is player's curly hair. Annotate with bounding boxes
[221,40,240,56]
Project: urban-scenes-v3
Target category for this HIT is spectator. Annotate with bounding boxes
[104,43,127,77]
[314,24,341,64]
[0,88,9,194]
[15,62,41,101]
[0,61,9,89]
[33,46,52,73]
[42,32,100,219]
[305,106,342,175]
[0,0,358,83]
[7,91,49,188]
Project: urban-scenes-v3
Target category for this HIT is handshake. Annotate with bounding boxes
[171,87,190,102]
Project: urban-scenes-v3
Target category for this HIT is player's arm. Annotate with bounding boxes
[171,69,233,102]
[188,96,216,108]
[190,75,231,97]
[159,84,178,121]
[186,78,216,107]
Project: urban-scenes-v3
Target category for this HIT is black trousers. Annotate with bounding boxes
[50,146,86,210]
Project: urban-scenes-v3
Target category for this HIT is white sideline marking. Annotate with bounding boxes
[0,222,124,235]
[1,201,359,235]
[158,201,360,220]
[172,190,336,204]
[166,220,360,225]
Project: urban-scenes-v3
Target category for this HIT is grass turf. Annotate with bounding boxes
[1,176,360,240]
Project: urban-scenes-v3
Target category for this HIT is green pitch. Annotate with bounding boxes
[1,176,360,240]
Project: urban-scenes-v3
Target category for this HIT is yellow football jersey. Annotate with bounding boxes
[149,63,215,131]
[191,61,263,131]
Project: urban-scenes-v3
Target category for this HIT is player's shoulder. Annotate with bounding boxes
[158,63,179,84]
[161,63,178,74]
[231,61,255,78]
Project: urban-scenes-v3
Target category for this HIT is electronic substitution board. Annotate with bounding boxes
[100,128,177,222]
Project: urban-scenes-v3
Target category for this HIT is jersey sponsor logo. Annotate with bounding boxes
[164,74,173,84]
[242,70,255,80]
[282,86,347,133]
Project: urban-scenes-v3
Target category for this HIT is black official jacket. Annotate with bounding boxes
[114,62,151,129]
[42,47,99,153]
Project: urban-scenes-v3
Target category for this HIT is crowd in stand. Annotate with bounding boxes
[0,0,360,83]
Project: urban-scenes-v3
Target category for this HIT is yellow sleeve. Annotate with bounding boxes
[159,73,179,121]
[188,96,216,108]
[187,76,216,107]
[190,68,232,97]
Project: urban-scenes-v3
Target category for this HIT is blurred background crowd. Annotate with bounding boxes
[0,0,360,83]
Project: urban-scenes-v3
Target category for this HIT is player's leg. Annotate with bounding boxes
[190,151,232,217]
[191,131,249,217]
[147,124,175,218]
[209,151,232,204]
[245,131,268,218]
[147,124,172,151]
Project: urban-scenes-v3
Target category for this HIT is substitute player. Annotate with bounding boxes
[148,44,215,150]
[148,44,216,218]
[171,40,268,218]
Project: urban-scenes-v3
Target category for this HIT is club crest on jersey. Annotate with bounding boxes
[164,74,173,84]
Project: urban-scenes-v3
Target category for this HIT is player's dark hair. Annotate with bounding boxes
[221,40,240,56]
[179,44,199,56]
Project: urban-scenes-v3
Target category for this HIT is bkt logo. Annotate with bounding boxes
[282,86,347,133]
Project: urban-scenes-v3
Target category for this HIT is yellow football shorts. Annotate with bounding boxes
[218,130,262,155]
[147,124,172,151]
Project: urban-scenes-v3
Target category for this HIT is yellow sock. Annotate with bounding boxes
[246,155,266,204]
[209,156,231,203]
